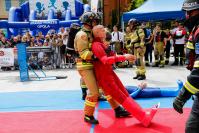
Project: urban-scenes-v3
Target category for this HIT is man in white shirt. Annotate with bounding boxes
[59,27,66,37]
[171,21,180,35]
[172,23,187,66]
[111,25,124,54]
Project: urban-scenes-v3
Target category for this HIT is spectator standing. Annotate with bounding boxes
[125,26,133,54]
[152,24,167,68]
[172,23,187,66]
[142,23,153,66]
[61,33,69,68]
[128,19,146,80]
[111,25,124,54]
[165,29,172,65]
[124,26,134,67]
[59,27,66,36]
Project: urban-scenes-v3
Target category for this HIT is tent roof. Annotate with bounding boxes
[123,0,185,22]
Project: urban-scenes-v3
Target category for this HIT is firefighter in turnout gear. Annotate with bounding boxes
[128,18,146,80]
[152,24,167,68]
[173,0,199,132]
[74,11,130,124]
[125,26,134,66]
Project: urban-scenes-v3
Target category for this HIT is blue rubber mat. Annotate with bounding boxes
[0,90,84,112]
[0,90,193,112]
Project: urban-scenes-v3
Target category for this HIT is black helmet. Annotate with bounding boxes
[70,23,81,30]
[80,11,101,26]
[182,0,199,11]
[128,18,140,27]
[95,12,102,24]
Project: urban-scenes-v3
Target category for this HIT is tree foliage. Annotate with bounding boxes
[82,0,88,4]
[129,0,146,11]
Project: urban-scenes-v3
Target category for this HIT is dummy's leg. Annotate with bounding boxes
[160,80,183,97]
[101,76,159,127]
[127,80,183,98]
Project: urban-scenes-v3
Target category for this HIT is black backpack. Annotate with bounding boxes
[66,23,81,54]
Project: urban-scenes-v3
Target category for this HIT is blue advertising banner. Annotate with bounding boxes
[29,19,59,30]
[17,43,29,82]
[29,0,76,16]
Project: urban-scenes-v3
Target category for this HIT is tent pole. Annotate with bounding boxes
[121,16,124,32]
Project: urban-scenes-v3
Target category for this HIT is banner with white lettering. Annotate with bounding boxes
[29,19,59,30]
[0,48,14,66]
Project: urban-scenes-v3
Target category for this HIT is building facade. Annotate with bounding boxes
[88,0,132,27]
[103,0,131,27]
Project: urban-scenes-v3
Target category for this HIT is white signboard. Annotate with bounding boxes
[0,48,14,67]
[29,0,76,16]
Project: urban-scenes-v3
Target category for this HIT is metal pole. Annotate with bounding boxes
[102,0,105,25]
[119,0,121,24]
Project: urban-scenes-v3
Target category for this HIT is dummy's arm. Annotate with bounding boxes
[92,42,126,65]
[130,87,142,98]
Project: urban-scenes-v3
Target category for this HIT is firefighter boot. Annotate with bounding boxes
[133,74,140,79]
[115,106,131,118]
[137,75,146,80]
[84,115,99,124]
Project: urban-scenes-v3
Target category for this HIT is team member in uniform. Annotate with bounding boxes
[164,29,172,65]
[74,11,130,124]
[124,26,134,67]
[128,19,146,80]
[152,24,167,68]
[173,0,199,132]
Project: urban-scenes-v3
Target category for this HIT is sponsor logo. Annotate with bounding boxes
[37,25,51,29]
[30,20,58,29]
[30,20,58,25]
[183,2,198,7]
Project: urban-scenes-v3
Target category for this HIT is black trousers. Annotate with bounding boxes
[145,43,153,63]
[186,96,199,133]
[174,44,184,63]
[165,43,171,60]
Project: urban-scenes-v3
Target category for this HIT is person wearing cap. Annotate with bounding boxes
[173,0,199,132]
[124,26,134,66]
[127,18,146,80]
